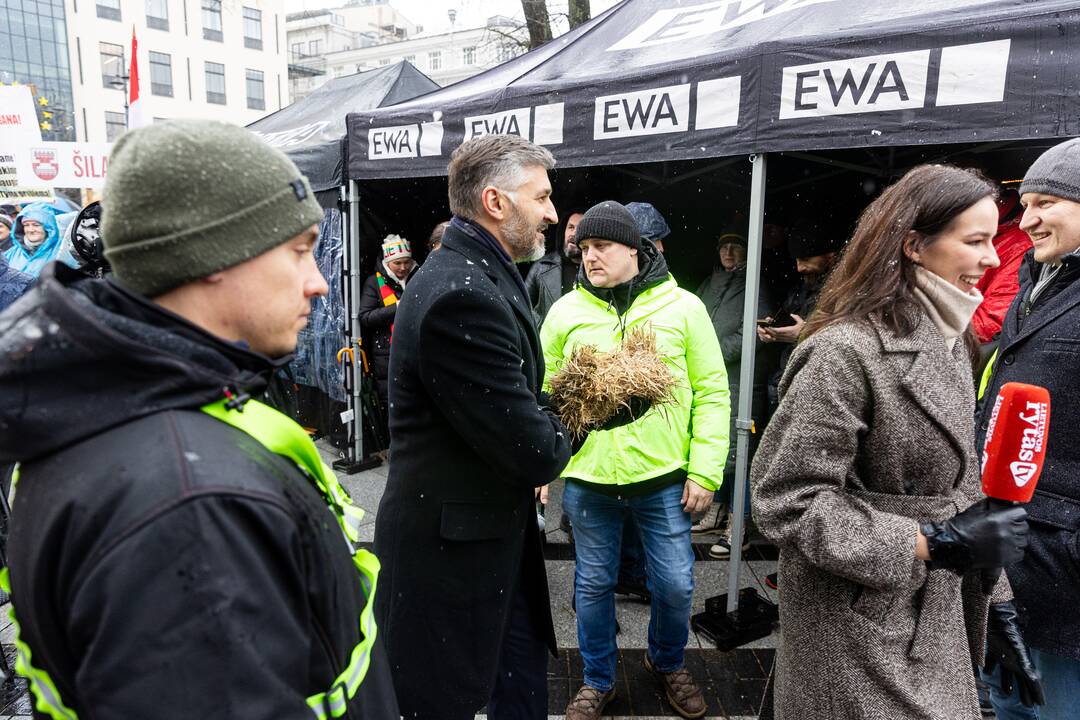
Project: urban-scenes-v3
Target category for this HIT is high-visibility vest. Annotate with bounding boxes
[978,347,998,401]
[1,398,380,720]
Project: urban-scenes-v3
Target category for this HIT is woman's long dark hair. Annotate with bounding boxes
[803,164,997,361]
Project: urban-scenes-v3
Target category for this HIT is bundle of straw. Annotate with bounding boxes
[548,327,677,437]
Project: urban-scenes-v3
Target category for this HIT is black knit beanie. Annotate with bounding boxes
[574,201,642,251]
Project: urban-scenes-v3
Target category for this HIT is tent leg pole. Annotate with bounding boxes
[348,179,365,467]
[692,154,778,650]
[727,152,766,612]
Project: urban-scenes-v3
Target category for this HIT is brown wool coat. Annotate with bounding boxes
[751,311,1010,720]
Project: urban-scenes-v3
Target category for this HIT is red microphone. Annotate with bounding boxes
[979,382,1050,591]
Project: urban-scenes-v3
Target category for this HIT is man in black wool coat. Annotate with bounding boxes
[373,134,572,719]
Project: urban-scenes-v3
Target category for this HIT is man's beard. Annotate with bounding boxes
[564,241,581,262]
[503,202,546,263]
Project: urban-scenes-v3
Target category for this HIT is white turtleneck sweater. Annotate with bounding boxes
[910,265,983,352]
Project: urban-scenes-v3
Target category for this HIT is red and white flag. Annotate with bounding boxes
[127,26,147,129]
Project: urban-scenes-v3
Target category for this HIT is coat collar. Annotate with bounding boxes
[1004,250,1080,350]
[870,310,973,485]
[439,223,542,374]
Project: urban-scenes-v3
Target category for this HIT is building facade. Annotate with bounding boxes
[65,0,290,142]
[1,0,78,141]
[290,15,524,101]
[286,0,423,102]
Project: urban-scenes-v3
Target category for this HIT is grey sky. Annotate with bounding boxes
[284,0,622,37]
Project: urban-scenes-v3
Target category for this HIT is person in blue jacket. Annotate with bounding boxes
[4,202,77,278]
[0,253,33,312]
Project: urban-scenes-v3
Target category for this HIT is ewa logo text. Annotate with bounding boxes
[594,84,690,139]
[608,0,838,51]
[369,121,444,160]
[593,77,740,140]
[463,103,564,145]
[780,40,1011,120]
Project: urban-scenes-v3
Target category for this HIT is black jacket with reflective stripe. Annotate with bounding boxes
[0,264,399,719]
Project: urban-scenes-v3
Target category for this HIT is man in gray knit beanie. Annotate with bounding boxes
[0,119,401,718]
[976,136,1080,719]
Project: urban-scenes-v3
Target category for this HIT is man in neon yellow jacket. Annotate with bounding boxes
[542,201,730,720]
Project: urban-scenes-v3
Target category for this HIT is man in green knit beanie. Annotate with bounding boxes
[0,120,400,718]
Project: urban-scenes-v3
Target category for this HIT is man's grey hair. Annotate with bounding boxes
[448,135,555,220]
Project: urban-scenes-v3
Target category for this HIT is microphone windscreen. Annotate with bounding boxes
[981,382,1050,503]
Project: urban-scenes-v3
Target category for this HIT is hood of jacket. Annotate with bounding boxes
[0,263,278,462]
[578,238,670,315]
[4,203,74,278]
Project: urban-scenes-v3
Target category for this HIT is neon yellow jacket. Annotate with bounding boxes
[541,275,730,492]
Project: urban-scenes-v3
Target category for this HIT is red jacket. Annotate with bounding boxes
[973,218,1032,343]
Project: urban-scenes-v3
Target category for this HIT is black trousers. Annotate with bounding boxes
[487,576,550,720]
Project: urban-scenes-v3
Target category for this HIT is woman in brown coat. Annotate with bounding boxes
[751,165,1040,719]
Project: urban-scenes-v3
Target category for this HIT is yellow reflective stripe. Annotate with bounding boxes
[201,399,364,542]
[305,550,381,718]
[199,398,380,718]
[978,347,999,401]
[0,569,79,720]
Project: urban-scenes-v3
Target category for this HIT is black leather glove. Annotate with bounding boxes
[568,397,653,454]
[920,498,1028,574]
[984,601,1045,707]
[599,396,653,431]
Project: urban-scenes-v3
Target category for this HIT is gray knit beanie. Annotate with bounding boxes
[575,201,642,251]
[1019,138,1080,203]
[102,119,323,296]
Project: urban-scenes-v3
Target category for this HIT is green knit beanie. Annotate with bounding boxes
[102,119,324,296]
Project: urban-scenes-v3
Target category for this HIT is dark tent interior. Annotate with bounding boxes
[354,138,1053,306]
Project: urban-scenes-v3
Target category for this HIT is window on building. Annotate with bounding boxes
[146,0,169,30]
[99,42,125,89]
[403,54,415,64]
[243,7,263,50]
[245,69,265,110]
[462,46,476,65]
[291,42,304,58]
[149,51,172,97]
[308,39,322,55]
[428,50,441,71]
[202,0,223,42]
[97,0,121,21]
[105,111,126,141]
[205,61,226,104]
[379,58,391,66]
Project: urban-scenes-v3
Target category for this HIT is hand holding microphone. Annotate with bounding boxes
[920,382,1049,577]
[919,499,1028,574]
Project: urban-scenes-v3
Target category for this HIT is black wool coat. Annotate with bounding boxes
[975,251,1080,661]
[373,223,572,718]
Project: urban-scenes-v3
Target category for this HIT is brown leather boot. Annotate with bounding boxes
[644,655,707,719]
[566,684,616,720]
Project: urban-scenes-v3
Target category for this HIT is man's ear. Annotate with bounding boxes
[902,230,922,264]
[480,186,508,222]
[201,271,226,285]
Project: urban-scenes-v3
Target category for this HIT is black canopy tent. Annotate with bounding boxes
[248,62,439,470]
[343,0,1080,623]
[250,60,438,193]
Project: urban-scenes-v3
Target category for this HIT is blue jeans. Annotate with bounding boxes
[982,646,1080,720]
[563,480,694,692]
[618,513,647,584]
